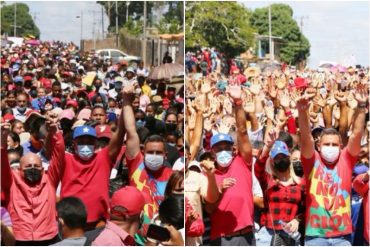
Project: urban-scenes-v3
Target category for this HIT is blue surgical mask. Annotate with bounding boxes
[77,145,95,161]
[136,120,146,129]
[354,163,369,176]
[216,150,233,167]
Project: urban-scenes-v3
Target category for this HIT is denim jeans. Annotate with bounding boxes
[256,226,299,246]
[305,235,352,246]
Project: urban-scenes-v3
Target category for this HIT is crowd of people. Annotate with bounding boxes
[185,48,369,246]
[0,41,185,246]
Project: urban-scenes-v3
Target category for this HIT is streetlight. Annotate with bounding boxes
[126,1,130,23]
[76,11,83,47]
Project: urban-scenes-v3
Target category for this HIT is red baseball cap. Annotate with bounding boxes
[294,77,307,89]
[42,79,52,89]
[23,75,33,81]
[95,124,112,139]
[110,186,146,216]
[66,99,78,108]
[3,113,15,122]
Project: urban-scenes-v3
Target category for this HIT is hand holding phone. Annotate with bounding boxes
[146,224,171,242]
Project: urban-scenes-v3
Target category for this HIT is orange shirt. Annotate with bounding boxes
[1,132,65,241]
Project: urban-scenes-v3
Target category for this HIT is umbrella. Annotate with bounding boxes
[25,39,41,46]
[148,63,184,80]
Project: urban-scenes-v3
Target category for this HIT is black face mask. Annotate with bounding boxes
[274,158,291,172]
[24,168,42,184]
[292,160,304,177]
[166,123,177,132]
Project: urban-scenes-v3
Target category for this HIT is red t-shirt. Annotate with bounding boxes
[126,152,173,221]
[210,154,254,240]
[61,147,114,223]
[301,148,357,238]
[353,173,369,242]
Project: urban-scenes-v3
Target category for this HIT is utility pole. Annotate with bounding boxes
[268,4,273,63]
[115,1,118,47]
[142,1,147,65]
[101,6,104,39]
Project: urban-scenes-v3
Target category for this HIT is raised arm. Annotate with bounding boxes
[297,88,316,159]
[347,85,368,157]
[334,92,349,146]
[1,123,13,204]
[190,106,204,162]
[119,85,140,159]
[43,113,66,187]
[107,87,130,163]
[227,85,252,164]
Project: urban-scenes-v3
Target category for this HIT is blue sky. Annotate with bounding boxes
[240,1,369,67]
[5,1,370,68]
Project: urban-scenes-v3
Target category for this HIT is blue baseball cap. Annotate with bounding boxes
[73,125,97,139]
[270,141,290,159]
[211,133,234,148]
[14,75,23,83]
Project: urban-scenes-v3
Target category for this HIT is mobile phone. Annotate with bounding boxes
[319,88,327,96]
[146,224,170,242]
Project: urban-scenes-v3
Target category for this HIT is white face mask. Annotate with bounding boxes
[216,150,233,167]
[320,145,340,163]
[144,154,164,171]
[77,145,95,161]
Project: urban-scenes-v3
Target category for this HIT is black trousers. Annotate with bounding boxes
[15,234,59,246]
[211,231,256,246]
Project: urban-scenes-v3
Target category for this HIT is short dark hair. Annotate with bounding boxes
[277,131,293,150]
[319,128,341,142]
[159,195,184,230]
[57,197,87,229]
[52,81,61,88]
[144,134,167,153]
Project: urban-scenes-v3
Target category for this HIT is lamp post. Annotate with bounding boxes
[126,1,130,23]
[76,11,83,48]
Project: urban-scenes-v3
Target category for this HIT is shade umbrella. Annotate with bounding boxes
[25,39,41,46]
[148,63,184,80]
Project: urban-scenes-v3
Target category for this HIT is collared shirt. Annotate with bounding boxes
[254,156,305,231]
[12,107,32,122]
[92,221,135,246]
[1,132,65,241]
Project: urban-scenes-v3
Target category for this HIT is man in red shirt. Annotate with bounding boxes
[297,86,367,245]
[59,86,134,230]
[121,86,173,244]
[1,114,64,245]
[206,84,255,246]
[353,171,369,245]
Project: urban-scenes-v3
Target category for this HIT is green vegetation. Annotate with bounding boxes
[1,3,40,38]
[186,2,255,58]
[250,4,310,65]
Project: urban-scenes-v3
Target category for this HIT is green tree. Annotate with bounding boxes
[185,1,255,58]
[250,3,310,65]
[1,3,40,38]
[155,1,183,34]
[98,1,158,33]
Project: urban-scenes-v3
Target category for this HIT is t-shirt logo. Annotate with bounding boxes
[306,160,351,237]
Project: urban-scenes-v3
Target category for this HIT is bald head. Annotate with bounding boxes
[20,153,42,170]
